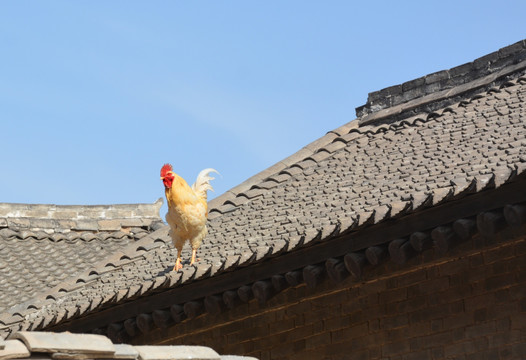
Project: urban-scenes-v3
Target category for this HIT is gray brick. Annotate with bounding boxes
[27,218,58,230]
[425,70,449,84]
[50,210,78,219]
[55,220,77,230]
[7,218,30,229]
[449,62,473,79]
[113,344,139,359]
[0,203,28,217]
[121,218,148,228]
[473,51,499,70]
[378,84,403,98]
[498,40,525,58]
[98,219,122,231]
[72,220,99,231]
[401,77,425,92]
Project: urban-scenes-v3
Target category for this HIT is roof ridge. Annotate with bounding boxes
[356,75,526,132]
[0,199,163,218]
[357,39,526,125]
[0,199,163,233]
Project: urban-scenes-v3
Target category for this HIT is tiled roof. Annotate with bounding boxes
[1,40,526,340]
[0,331,256,359]
[0,200,164,314]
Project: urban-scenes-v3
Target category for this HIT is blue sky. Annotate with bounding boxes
[1,1,525,217]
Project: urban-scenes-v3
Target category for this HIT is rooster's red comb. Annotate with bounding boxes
[160,163,173,177]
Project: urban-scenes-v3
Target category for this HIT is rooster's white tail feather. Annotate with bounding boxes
[192,168,219,200]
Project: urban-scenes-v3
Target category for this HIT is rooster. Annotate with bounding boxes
[160,164,218,271]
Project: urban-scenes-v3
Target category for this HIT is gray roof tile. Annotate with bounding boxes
[113,344,139,359]
[13,331,114,355]
[135,345,220,360]
[0,332,245,360]
[0,340,29,360]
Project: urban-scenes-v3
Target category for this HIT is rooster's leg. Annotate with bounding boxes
[173,254,183,272]
[190,249,199,266]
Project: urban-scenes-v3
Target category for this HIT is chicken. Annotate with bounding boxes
[160,164,218,271]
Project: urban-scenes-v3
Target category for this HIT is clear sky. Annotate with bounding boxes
[1,1,525,217]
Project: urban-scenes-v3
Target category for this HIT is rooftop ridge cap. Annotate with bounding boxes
[359,60,526,126]
[4,331,232,359]
[355,75,524,134]
[356,39,526,125]
[0,198,163,221]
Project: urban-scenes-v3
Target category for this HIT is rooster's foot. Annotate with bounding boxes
[173,259,183,272]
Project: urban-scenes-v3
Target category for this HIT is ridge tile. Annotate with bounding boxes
[13,331,115,355]
[134,345,220,360]
[0,340,29,360]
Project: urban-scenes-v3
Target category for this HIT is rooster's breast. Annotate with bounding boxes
[167,201,207,239]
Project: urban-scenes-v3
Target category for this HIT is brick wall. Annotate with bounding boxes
[138,233,526,360]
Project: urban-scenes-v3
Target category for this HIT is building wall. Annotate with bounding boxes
[138,231,526,360]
